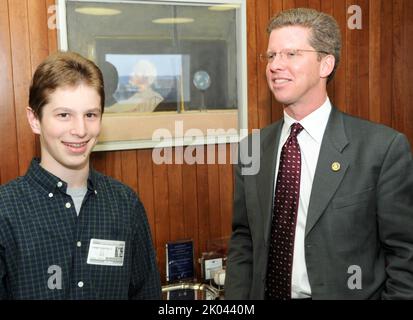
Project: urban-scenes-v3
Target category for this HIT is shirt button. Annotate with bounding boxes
[77,241,81,247]
[78,281,84,288]
[57,181,63,188]
[48,193,53,198]
[94,190,98,195]
[65,202,71,208]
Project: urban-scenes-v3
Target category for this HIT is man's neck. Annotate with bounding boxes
[284,93,328,121]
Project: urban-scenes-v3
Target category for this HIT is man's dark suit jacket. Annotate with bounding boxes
[225,107,413,299]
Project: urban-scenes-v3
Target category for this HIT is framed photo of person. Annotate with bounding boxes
[57,0,247,151]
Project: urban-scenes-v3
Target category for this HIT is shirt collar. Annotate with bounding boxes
[283,97,332,143]
[26,158,98,194]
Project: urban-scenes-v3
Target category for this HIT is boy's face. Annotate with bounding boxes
[27,84,102,175]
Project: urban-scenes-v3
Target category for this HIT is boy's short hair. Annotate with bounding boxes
[29,51,105,118]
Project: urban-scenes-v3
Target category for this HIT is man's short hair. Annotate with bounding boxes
[29,51,105,118]
[267,8,342,83]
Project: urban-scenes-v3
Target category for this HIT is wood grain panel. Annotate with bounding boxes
[379,0,393,128]
[296,0,309,8]
[207,149,222,240]
[182,161,200,276]
[368,0,382,123]
[152,149,170,282]
[345,0,359,116]
[269,0,284,123]
[392,0,404,134]
[0,0,19,184]
[28,0,49,74]
[120,150,138,194]
[405,0,413,145]
[283,0,296,10]
[246,0,259,131]
[322,0,335,102]
[196,162,211,254]
[219,144,234,237]
[45,0,57,54]
[167,148,184,240]
[358,0,370,120]
[90,150,106,173]
[308,0,320,10]
[268,0,283,123]
[269,0,284,17]
[105,151,122,181]
[8,0,35,175]
[137,149,156,243]
[27,0,47,155]
[333,0,348,110]
[256,0,272,128]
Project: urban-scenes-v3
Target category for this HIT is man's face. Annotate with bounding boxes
[27,84,102,175]
[266,26,327,109]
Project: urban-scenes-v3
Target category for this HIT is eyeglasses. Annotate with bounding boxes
[259,49,329,63]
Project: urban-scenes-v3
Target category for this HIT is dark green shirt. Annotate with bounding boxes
[0,158,161,299]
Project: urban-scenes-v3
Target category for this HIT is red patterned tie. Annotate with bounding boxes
[266,122,304,300]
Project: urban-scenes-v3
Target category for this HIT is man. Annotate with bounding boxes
[225,8,413,300]
[0,52,161,299]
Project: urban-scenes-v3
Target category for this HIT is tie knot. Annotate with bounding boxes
[290,123,304,138]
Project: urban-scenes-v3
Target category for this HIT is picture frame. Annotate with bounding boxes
[57,0,247,151]
[165,239,195,283]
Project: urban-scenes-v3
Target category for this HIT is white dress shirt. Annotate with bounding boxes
[273,97,332,298]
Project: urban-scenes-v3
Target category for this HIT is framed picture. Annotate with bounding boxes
[165,239,194,283]
[57,0,247,151]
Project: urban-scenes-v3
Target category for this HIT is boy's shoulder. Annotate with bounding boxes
[0,176,26,196]
[91,169,137,198]
[0,176,28,219]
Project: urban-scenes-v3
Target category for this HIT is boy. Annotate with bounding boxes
[0,52,161,299]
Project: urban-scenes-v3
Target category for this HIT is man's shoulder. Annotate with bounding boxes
[260,119,283,135]
[338,109,401,141]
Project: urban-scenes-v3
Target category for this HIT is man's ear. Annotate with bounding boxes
[320,55,335,80]
[26,107,41,135]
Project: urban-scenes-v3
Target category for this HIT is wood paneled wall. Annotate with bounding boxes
[1,0,412,283]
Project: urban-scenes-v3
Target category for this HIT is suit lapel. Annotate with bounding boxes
[305,107,349,237]
[256,121,283,245]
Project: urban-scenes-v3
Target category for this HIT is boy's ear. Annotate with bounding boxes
[26,107,41,135]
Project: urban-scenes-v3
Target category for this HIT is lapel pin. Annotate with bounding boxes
[331,162,341,172]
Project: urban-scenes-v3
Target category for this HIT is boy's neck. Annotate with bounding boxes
[62,169,89,189]
[40,160,90,189]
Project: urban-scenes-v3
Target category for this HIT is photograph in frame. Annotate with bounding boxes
[57,0,247,150]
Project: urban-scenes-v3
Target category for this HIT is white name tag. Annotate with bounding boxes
[87,239,125,266]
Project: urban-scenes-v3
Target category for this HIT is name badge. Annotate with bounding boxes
[87,238,125,266]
